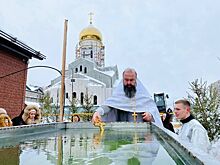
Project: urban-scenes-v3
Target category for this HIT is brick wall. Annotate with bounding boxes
[0,50,27,118]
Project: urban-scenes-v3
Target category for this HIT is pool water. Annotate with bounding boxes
[0,129,184,165]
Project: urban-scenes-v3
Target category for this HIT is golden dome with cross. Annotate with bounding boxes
[79,13,102,41]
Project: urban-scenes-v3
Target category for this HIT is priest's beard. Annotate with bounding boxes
[124,84,136,98]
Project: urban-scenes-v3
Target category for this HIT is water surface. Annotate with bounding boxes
[0,129,183,165]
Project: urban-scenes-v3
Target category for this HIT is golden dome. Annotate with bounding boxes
[79,24,102,41]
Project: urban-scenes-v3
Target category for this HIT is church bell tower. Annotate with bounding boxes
[76,13,105,67]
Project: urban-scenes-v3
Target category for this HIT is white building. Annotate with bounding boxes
[45,17,118,108]
[211,80,220,111]
[25,85,43,107]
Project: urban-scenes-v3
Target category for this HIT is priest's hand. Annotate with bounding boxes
[92,112,102,124]
[142,112,153,122]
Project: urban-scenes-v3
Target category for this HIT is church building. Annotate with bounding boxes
[45,16,118,108]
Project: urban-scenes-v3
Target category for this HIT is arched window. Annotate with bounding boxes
[75,68,78,73]
[80,65,82,71]
[84,67,87,74]
[80,92,84,104]
[90,50,93,58]
[66,93,68,99]
[93,95,97,105]
[72,92,76,99]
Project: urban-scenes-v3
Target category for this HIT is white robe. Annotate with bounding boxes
[210,139,220,161]
[178,119,210,153]
[96,79,163,126]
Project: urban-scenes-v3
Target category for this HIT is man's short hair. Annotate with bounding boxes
[123,68,137,78]
[175,99,191,107]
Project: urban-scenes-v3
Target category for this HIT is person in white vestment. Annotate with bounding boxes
[92,68,162,126]
[174,99,210,152]
[210,139,220,161]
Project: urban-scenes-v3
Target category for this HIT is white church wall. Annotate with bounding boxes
[87,85,106,105]
[45,85,60,105]
[63,77,106,106]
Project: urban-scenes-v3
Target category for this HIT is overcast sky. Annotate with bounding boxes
[1,0,220,107]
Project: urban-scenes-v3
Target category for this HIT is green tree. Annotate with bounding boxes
[39,92,53,123]
[68,97,78,120]
[81,88,94,121]
[188,79,220,141]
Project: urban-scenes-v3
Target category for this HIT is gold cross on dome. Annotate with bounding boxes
[88,12,94,24]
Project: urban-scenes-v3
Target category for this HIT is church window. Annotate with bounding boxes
[90,50,93,58]
[75,68,78,73]
[84,67,87,74]
[80,65,82,71]
[94,95,97,105]
[72,92,76,98]
[80,92,84,104]
[66,92,68,99]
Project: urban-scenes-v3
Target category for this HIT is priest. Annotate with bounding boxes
[92,68,162,126]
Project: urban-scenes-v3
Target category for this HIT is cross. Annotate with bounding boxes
[88,12,94,24]
[132,112,137,122]
[93,116,105,132]
[131,97,137,122]
[94,121,105,132]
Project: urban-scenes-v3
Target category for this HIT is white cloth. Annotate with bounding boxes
[178,119,210,153]
[96,79,162,126]
[210,139,220,161]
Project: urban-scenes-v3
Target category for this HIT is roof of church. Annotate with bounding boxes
[94,68,115,77]
[77,73,106,86]
[70,58,117,75]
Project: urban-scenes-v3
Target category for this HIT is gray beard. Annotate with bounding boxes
[124,85,136,98]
